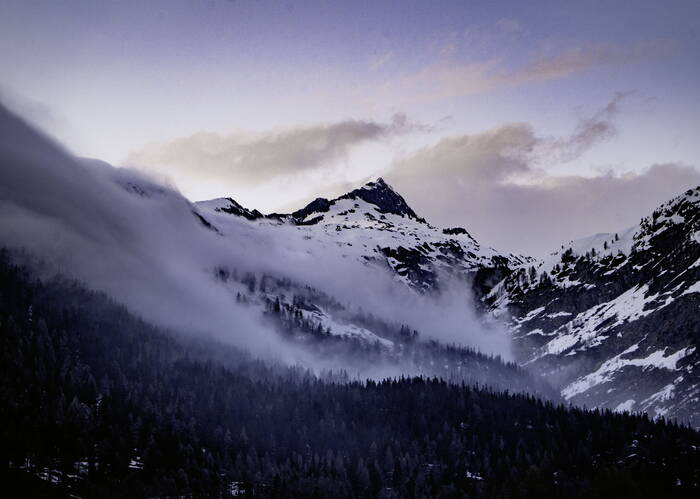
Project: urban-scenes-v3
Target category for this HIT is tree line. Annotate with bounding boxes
[1,251,698,498]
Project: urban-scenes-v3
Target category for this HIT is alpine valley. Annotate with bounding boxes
[194,176,700,429]
[1,103,699,497]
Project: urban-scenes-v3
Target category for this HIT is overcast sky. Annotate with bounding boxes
[2,0,699,255]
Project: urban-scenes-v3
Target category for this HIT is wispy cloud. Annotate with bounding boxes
[540,90,634,164]
[386,94,699,255]
[128,113,428,189]
[370,50,394,70]
[494,18,523,36]
[383,40,671,104]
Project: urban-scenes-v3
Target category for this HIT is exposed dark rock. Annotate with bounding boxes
[337,178,424,220]
[290,197,333,223]
[488,186,700,426]
[216,197,264,220]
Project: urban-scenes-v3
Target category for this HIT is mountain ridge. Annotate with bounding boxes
[2,95,698,426]
[195,177,532,293]
[488,185,700,426]
[200,177,700,426]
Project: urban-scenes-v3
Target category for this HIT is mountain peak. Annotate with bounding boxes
[288,177,422,224]
[200,177,423,225]
[361,177,400,196]
[366,177,390,189]
[340,177,421,220]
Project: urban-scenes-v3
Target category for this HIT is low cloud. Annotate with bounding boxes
[0,102,513,368]
[394,161,700,257]
[386,96,700,255]
[127,113,426,190]
[128,92,700,258]
[0,102,295,360]
[389,93,629,189]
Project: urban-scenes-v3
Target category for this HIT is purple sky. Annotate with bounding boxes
[2,0,699,254]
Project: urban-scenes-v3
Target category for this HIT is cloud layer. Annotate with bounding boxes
[382,41,670,104]
[385,96,700,255]
[129,92,700,257]
[128,114,424,189]
[0,103,513,367]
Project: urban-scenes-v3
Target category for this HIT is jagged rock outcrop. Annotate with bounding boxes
[197,178,531,293]
[488,187,700,426]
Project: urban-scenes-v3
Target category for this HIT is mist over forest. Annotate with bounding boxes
[2,1,700,496]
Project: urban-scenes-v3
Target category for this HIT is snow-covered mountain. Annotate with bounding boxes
[488,187,700,426]
[186,178,553,392]
[196,178,531,293]
[2,102,698,426]
[0,103,554,397]
[195,179,700,426]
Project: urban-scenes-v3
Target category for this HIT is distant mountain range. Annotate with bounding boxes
[194,177,530,293]
[0,102,698,427]
[190,177,549,396]
[192,179,700,427]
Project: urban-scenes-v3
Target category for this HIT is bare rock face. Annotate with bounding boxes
[488,187,700,427]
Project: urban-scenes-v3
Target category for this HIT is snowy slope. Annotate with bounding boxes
[3,102,696,424]
[196,178,531,293]
[0,101,547,395]
[488,186,700,426]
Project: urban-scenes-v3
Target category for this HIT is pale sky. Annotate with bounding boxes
[2,0,699,254]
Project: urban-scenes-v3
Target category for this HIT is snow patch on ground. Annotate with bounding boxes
[465,471,484,481]
[562,345,695,399]
[517,306,545,323]
[300,305,394,348]
[546,311,572,318]
[640,380,681,417]
[681,281,700,296]
[525,328,545,337]
[538,284,664,358]
[615,399,636,412]
[539,226,637,273]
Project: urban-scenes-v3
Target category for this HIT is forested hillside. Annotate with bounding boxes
[1,252,699,498]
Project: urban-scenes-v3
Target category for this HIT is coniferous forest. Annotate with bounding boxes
[1,252,699,498]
